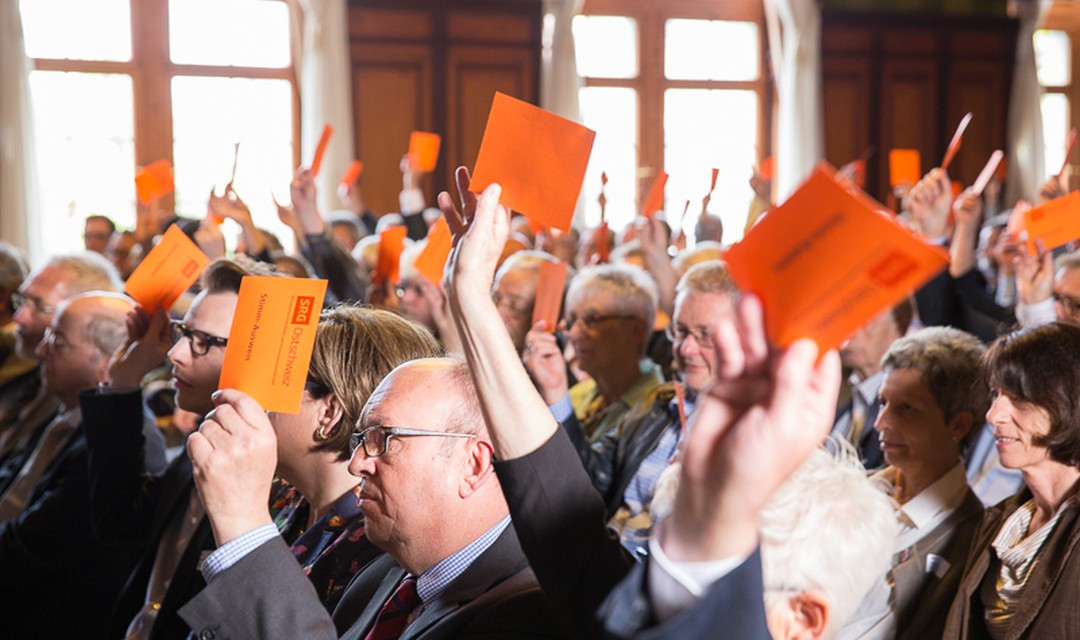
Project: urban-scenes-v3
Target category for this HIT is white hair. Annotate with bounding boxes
[651,439,896,638]
[565,263,658,327]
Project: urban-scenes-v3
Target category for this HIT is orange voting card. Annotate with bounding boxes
[470,92,596,233]
[218,276,328,414]
[710,168,720,192]
[408,131,441,172]
[124,224,209,313]
[760,156,775,181]
[340,160,364,188]
[723,164,948,351]
[674,383,688,435]
[972,150,1005,197]
[373,226,408,286]
[594,222,610,264]
[135,159,174,205]
[889,149,921,187]
[310,124,333,176]
[1024,191,1080,254]
[531,261,569,332]
[642,171,669,219]
[414,217,452,287]
[941,112,973,171]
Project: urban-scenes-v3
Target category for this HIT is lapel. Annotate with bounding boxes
[338,556,407,640]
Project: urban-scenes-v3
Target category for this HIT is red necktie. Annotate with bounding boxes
[363,576,421,640]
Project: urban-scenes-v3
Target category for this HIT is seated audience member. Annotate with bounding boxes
[265,305,442,610]
[529,263,663,445]
[396,240,460,350]
[0,243,31,413]
[1015,249,1080,328]
[832,299,915,470]
[84,214,117,254]
[492,249,564,355]
[0,292,166,640]
[651,443,896,640]
[525,260,735,554]
[694,213,724,245]
[179,359,568,639]
[536,226,579,266]
[0,253,121,485]
[327,209,367,252]
[106,229,141,280]
[82,257,276,640]
[673,240,724,277]
[839,327,987,640]
[943,323,1080,639]
[438,169,841,638]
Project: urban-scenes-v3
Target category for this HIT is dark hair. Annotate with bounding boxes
[85,214,117,234]
[199,256,282,295]
[984,322,1080,467]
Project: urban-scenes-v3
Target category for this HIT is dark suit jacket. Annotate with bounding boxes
[180,524,568,640]
[82,388,215,640]
[943,486,1080,640]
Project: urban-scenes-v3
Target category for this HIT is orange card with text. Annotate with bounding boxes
[1024,191,1080,253]
[470,92,596,233]
[531,261,569,332]
[310,124,333,176]
[135,159,175,204]
[218,276,328,414]
[408,131,442,172]
[889,150,921,187]
[124,225,210,313]
[641,171,669,218]
[414,217,452,286]
[723,164,948,351]
[374,226,408,286]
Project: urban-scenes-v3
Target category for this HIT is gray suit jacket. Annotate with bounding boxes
[180,524,568,640]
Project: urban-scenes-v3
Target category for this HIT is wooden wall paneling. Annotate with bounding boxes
[822,57,874,188]
[880,57,940,184]
[944,59,1009,186]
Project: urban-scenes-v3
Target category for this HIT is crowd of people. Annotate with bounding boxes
[0,149,1079,640]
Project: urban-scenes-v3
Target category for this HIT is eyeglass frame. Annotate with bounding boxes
[349,425,477,458]
[40,327,96,354]
[665,323,715,349]
[169,319,229,357]
[12,291,56,317]
[561,310,639,332]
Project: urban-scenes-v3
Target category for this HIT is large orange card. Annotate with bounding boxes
[889,149,921,187]
[531,261,569,332]
[218,276,328,414]
[124,224,209,313]
[641,171,669,219]
[1024,191,1080,253]
[310,124,333,176]
[723,164,949,351]
[408,131,441,172]
[374,225,408,286]
[470,92,596,232]
[413,217,452,286]
[135,159,175,204]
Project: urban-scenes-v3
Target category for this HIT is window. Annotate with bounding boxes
[1035,29,1071,179]
[20,0,297,257]
[573,0,769,243]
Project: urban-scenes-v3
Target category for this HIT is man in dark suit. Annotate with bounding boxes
[179,358,567,639]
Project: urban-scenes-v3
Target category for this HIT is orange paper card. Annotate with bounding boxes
[941,112,973,171]
[414,217,452,287]
[889,149,921,187]
[1024,191,1080,253]
[408,131,441,172]
[470,92,596,232]
[135,159,175,204]
[723,164,949,351]
[124,224,210,313]
[972,150,1005,197]
[531,261,569,332]
[595,222,610,264]
[642,171,669,219]
[674,383,688,434]
[310,124,333,176]
[374,226,408,286]
[340,160,364,188]
[218,276,328,413]
[760,156,774,181]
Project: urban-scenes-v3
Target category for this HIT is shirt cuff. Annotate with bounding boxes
[399,188,425,216]
[548,395,574,423]
[200,523,279,583]
[647,533,747,622]
[1016,297,1055,328]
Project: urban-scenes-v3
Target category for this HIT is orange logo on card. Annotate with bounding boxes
[868,251,916,288]
[291,296,316,325]
[181,260,198,278]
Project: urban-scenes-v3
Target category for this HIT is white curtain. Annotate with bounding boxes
[541,0,585,226]
[764,0,823,203]
[1006,0,1053,205]
[294,0,355,217]
[0,0,40,261]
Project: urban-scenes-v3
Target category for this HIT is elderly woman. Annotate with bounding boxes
[266,305,441,610]
[840,326,988,640]
[943,322,1080,638]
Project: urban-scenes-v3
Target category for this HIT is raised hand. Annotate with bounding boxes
[440,167,507,300]
[1015,239,1054,306]
[108,306,172,388]
[909,168,953,239]
[290,167,326,235]
[522,323,569,405]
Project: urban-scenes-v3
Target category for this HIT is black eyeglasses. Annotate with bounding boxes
[665,324,714,349]
[349,425,476,458]
[562,311,638,331]
[12,292,56,316]
[169,320,229,357]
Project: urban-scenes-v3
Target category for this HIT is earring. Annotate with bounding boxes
[315,423,334,441]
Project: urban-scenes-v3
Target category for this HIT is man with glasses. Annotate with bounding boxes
[0,291,167,639]
[79,257,276,640]
[1015,249,1080,328]
[178,358,566,639]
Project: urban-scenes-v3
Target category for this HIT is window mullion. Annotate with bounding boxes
[130,0,174,173]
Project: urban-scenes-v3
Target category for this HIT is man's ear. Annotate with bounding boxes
[459,438,495,498]
[947,410,974,446]
[788,591,829,640]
